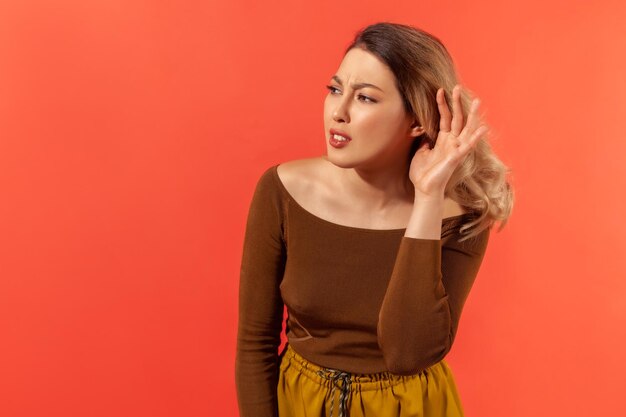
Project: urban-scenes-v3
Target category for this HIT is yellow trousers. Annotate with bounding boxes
[277,343,465,417]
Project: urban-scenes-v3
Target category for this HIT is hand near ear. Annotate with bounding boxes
[408,84,488,199]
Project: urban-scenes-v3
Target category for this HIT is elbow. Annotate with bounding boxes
[381,340,452,376]
[377,300,455,375]
[378,322,453,376]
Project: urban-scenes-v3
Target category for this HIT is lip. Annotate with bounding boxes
[329,128,352,141]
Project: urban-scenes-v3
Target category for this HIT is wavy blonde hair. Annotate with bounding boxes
[345,22,514,241]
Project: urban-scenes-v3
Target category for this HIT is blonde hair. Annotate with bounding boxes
[345,22,514,241]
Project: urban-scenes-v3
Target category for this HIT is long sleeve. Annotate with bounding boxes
[235,167,286,417]
[377,219,490,375]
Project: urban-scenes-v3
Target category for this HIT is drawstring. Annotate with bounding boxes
[316,367,352,417]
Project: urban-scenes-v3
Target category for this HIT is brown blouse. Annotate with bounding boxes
[235,163,490,417]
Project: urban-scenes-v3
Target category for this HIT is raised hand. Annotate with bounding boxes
[408,84,488,199]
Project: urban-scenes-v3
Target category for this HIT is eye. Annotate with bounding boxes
[325,85,377,103]
[358,94,376,103]
[325,85,340,94]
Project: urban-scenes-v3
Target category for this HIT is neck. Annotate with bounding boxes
[334,160,415,211]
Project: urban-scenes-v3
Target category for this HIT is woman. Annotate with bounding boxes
[235,22,513,417]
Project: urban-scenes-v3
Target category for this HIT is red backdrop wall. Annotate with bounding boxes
[1,1,624,416]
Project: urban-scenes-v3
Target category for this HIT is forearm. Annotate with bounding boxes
[235,332,281,417]
[403,193,445,240]
[377,236,450,375]
[378,192,451,375]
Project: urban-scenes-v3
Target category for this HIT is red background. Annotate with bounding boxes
[1,1,625,416]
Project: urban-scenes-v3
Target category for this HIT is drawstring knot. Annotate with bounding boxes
[316,367,352,417]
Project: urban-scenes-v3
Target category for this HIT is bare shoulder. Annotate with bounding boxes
[443,198,469,218]
[275,156,327,197]
[277,156,469,221]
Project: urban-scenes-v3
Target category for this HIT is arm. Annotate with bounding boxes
[377,198,490,375]
[235,167,286,417]
[378,83,491,374]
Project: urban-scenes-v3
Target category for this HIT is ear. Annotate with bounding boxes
[409,120,425,138]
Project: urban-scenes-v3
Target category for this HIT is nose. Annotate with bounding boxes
[332,96,350,123]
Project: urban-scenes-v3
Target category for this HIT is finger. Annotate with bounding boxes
[451,85,464,136]
[458,125,487,155]
[462,98,482,138]
[437,88,452,132]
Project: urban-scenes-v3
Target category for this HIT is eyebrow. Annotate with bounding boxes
[331,75,384,92]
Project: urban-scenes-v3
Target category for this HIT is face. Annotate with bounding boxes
[323,47,423,169]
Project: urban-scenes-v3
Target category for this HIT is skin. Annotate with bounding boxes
[323,47,424,210]
[409,85,488,200]
[322,47,487,236]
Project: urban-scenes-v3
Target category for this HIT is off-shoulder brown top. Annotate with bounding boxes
[235,164,490,417]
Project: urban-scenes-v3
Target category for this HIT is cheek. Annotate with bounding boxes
[354,111,408,149]
[353,110,393,136]
[323,97,333,121]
